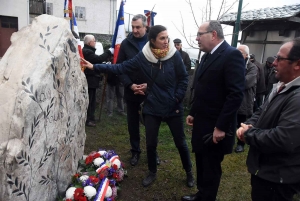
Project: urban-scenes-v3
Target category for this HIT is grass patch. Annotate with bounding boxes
[84,108,300,201]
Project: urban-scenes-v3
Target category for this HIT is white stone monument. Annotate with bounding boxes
[0,15,88,201]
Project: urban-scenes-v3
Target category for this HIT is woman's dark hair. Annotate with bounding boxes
[148,25,167,47]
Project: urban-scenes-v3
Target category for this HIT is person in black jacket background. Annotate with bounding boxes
[250,54,266,110]
[116,14,149,166]
[237,37,300,201]
[82,34,113,127]
[234,45,257,153]
[173,38,191,72]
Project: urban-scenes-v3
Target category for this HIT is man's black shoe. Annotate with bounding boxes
[130,153,140,166]
[142,172,156,187]
[156,156,160,165]
[181,194,201,201]
[186,171,194,187]
[235,144,244,153]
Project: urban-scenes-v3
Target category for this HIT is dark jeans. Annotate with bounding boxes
[236,114,247,146]
[251,175,300,201]
[144,114,192,173]
[126,100,141,154]
[195,149,224,201]
[87,88,96,122]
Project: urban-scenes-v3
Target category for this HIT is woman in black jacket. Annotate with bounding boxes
[81,25,194,188]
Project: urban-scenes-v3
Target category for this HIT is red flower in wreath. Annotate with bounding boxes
[93,152,101,159]
[112,164,118,170]
[74,188,85,200]
[85,155,93,165]
[89,175,99,184]
[112,172,119,180]
[77,197,87,201]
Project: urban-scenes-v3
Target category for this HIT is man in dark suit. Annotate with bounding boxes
[181,21,245,201]
[82,35,113,127]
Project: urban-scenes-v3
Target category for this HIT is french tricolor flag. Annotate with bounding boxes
[111,0,126,64]
[64,0,84,70]
[144,10,157,27]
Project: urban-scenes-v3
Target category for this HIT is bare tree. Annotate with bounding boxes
[172,0,239,61]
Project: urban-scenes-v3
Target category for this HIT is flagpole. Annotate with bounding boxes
[99,0,126,122]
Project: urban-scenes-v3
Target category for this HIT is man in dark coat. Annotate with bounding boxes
[173,38,191,71]
[264,56,278,96]
[181,21,245,201]
[237,37,300,201]
[82,35,113,127]
[116,14,149,166]
[234,45,257,153]
[250,54,266,109]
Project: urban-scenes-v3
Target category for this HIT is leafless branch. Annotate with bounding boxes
[217,0,226,20]
[218,0,238,20]
[184,0,199,28]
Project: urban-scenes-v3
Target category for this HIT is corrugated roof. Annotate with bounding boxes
[219,4,300,22]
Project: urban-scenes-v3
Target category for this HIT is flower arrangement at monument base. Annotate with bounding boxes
[63,149,126,201]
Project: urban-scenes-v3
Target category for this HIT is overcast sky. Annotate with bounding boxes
[117,0,299,58]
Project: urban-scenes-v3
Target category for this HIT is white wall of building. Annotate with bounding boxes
[47,0,117,35]
[0,0,117,35]
[0,0,29,30]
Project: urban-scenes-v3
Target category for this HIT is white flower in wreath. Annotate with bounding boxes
[98,150,107,156]
[84,186,97,199]
[112,158,121,169]
[93,157,104,167]
[105,186,112,198]
[65,187,76,199]
[110,156,121,169]
[79,175,89,182]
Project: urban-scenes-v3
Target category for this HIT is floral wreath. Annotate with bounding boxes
[64,149,126,201]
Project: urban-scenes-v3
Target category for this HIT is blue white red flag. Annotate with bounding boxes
[144,10,157,27]
[111,0,126,64]
[64,0,84,70]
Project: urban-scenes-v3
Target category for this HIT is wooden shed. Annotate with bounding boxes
[219,4,300,63]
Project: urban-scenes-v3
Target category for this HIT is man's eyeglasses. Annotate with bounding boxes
[197,31,212,37]
[174,43,181,46]
[274,55,298,62]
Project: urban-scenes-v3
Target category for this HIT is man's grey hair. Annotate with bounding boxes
[206,20,224,39]
[239,44,250,56]
[132,14,147,27]
[83,35,95,45]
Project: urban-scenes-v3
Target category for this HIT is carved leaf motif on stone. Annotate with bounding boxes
[38,146,55,169]
[6,174,27,200]
[52,25,58,29]
[17,150,30,166]
[40,33,43,39]
[47,26,50,32]
[67,38,76,53]
[39,45,45,49]
[39,175,51,185]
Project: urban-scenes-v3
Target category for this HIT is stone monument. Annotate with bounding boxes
[0,15,88,201]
